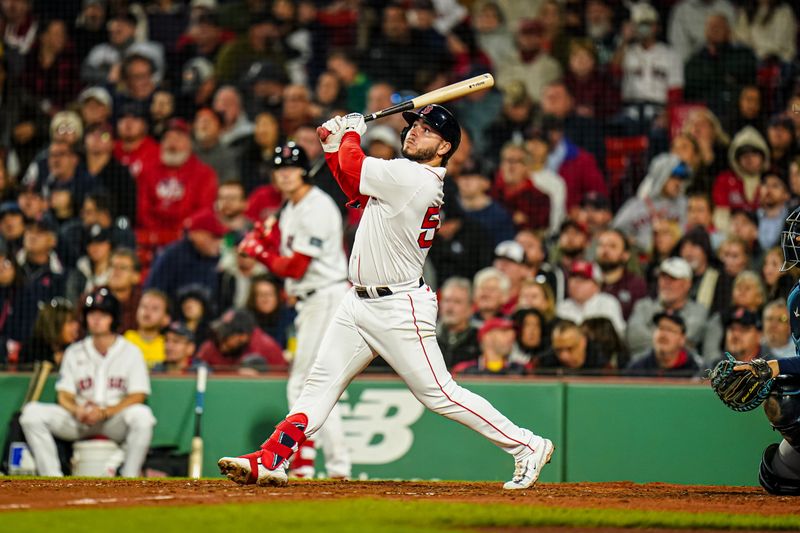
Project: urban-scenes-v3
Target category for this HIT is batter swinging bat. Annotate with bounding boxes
[188,365,208,479]
[317,73,494,140]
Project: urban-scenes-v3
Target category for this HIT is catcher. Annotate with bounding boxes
[709,205,800,495]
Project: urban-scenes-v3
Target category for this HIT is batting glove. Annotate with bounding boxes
[238,233,272,265]
[320,116,345,153]
[343,113,367,136]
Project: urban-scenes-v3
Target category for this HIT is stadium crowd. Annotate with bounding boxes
[1,0,800,378]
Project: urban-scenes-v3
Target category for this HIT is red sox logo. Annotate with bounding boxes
[156,177,186,203]
[421,105,434,115]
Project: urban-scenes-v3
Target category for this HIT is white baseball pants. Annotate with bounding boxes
[289,281,351,478]
[19,401,156,477]
[290,284,542,460]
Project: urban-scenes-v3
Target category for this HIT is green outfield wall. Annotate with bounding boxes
[0,374,778,485]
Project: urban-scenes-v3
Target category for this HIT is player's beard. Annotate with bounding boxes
[402,144,439,163]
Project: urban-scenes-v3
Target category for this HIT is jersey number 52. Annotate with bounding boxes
[417,206,441,249]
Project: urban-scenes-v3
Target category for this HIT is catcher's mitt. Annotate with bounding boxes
[708,352,774,412]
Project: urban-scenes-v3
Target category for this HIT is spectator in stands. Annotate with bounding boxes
[18,297,79,368]
[455,164,515,246]
[584,0,616,65]
[577,192,613,249]
[245,274,294,350]
[124,288,171,370]
[213,85,254,151]
[106,248,142,333]
[113,101,159,180]
[540,114,606,215]
[83,122,137,224]
[16,181,46,224]
[723,85,765,139]
[280,84,314,138]
[73,0,108,63]
[137,118,218,233]
[627,257,722,362]
[684,13,757,123]
[116,53,160,112]
[365,81,406,134]
[712,126,770,233]
[173,10,227,75]
[730,270,766,315]
[0,202,26,257]
[197,308,286,373]
[757,170,790,251]
[553,218,589,272]
[668,0,736,62]
[766,114,796,177]
[732,209,762,266]
[215,180,250,238]
[681,107,730,182]
[564,39,619,121]
[82,9,164,86]
[626,310,702,377]
[614,3,682,135]
[494,142,550,231]
[215,14,286,85]
[524,129,567,235]
[65,224,112,303]
[0,57,48,175]
[453,317,524,376]
[472,1,516,74]
[428,200,494,284]
[719,306,767,363]
[437,277,481,369]
[515,228,564,302]
[557,260,625,336]
[240,111,282,197]
[540,81,605,169]
[677,226,722,312]
[312,70,346,120]
[153,321,197,374]
[493,240,531,314]
[685,192,721,248]
[495,18,561,105]
[362,126,402,160]
[145,209,224,306]
[485,81,534,165]
[540,319,607,372]
[718,236,751,280]
[0,0,38,77]
[762,246,795,301]
[595,229,647,320]
[472,267,511,327]
[20,18,79,110]
[733,0,797,63]
[762,300,794,359]
[149,89,175,140]
[176,283,214,349]
[613,159,689,253]
[26,140,94,216]
[511,307,550,369]
[218,247,267,311]
[326,49,371,114]
[517,279,557,324]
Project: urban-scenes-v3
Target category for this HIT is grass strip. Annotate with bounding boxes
[2,498,798,532]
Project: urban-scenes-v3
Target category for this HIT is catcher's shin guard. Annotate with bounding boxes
[759,442,800,495]
[765,377,800,448]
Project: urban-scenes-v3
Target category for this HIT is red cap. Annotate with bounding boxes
[185,209,226,238]
[478,317,514,343]
[166,118,191,135]
[569,260,601,282]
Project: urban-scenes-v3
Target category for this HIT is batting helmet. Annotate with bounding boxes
[401,104,461,165]
[781,206,800,271]
[83,287,121,332]
[273,142,310,181]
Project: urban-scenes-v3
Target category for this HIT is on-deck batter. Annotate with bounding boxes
[239,142,351,479]
[219,105,554,490]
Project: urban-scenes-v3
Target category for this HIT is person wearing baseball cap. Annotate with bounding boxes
[556,218,589,270]
[114,100,160,179]
[153,321,198,374]
[65,223,114,303]
[196,308,285,373]
[626,256,722,363]
[78,86,113,127]
[757,170,791,251]
[137,117,218,234]
[493,240,531,314]
[720,306,767,365]
[143,209,225,306]
[556,260,626,336]
[626,310,702,376]
[452,317,524,375]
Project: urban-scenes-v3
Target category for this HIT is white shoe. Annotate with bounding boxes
[218,455,288,487]
[503,438,554,490]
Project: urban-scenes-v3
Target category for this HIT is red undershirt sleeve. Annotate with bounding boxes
[324,132,370,208]
[264,252,312,280]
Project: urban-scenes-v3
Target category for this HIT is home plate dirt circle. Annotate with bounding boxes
[2,479,800,516]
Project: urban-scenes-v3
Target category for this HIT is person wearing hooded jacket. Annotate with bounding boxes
[611,154,688,253]
[711,125,770,233]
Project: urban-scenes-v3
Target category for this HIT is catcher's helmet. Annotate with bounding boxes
[781,206,800,271]
[273,142,310,181]
[401,104,461,165]
[83,287,121,332]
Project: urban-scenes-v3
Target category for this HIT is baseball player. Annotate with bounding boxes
[238,142,351,479]
[19,288,156,477]
[740,205,800,494]
[219,105,554,489]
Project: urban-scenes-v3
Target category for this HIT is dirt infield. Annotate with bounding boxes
[1,478,799,515]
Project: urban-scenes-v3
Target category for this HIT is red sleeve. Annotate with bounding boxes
[136,168,155,230]
[711,173,729,207]
[265,251,312,279]
[667,88,683,106]
[250,329,287,369]
[583,152,608,195]
[325,132,370,208]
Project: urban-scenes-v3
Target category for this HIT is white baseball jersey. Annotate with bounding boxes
[56,336,151,407]
[622,42,683,104]
[349,157,445,286]
[279,186,348,296]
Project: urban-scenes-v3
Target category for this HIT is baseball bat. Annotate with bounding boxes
[24,361,53,404]
[188,365,208,479]
[317,73,494,140]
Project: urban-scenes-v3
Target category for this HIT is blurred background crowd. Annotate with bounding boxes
[0,0,799,377]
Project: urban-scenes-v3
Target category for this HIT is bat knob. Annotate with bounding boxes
[317,126,330,141]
